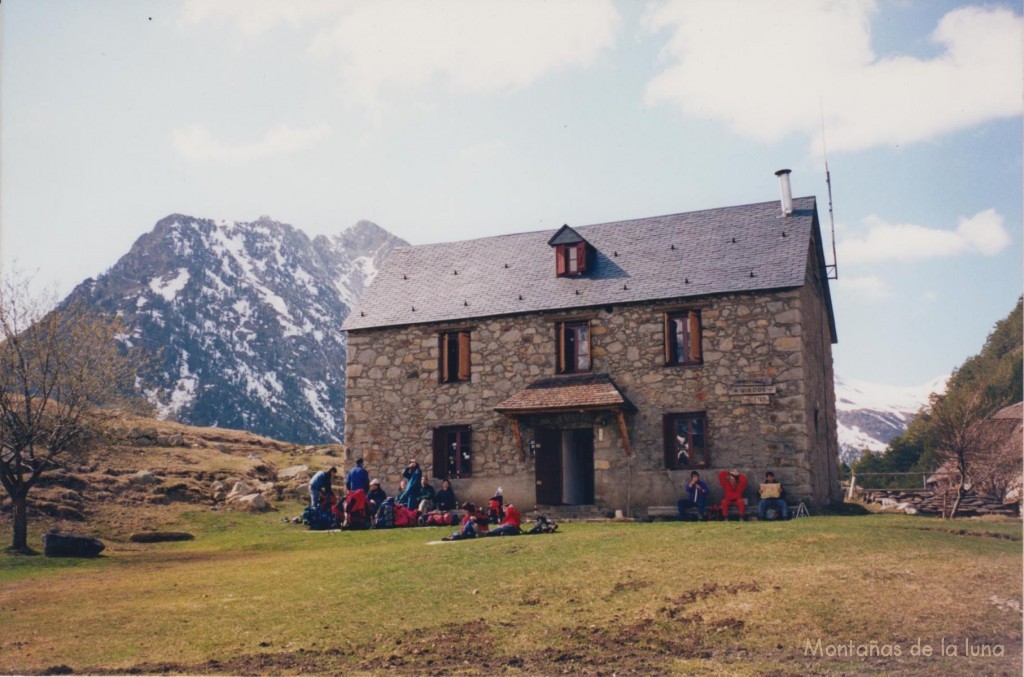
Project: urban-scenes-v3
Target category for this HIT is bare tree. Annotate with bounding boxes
[0,274,139,552]
[929,387,1007,519]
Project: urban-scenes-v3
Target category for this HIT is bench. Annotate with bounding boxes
[647,505,680,519]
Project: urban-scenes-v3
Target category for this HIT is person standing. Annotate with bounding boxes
[309,467,337,509]
[677,471,709,519]
[397,459,422,509]
[346,458,370,494]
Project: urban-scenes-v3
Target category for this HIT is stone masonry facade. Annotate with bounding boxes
[345,249,839,513]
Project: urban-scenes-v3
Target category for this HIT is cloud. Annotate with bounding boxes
[172,124,331,162]
[643,1,1022,153]
[180,1,620,106]
[179,0,338,37]
[837,209,1011,265]
[837,275,890,299]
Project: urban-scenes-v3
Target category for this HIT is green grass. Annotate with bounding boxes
[1,507,1020,675]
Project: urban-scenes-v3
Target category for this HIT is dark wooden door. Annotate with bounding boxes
[572,428,595,505]
[534,427,562,505]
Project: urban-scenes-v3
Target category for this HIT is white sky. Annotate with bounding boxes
[1,0,1021,388]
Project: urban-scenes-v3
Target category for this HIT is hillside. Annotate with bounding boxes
[62,216,408,445]
[0,413,346,542]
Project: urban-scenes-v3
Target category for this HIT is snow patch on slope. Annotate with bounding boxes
[836,374,949,460]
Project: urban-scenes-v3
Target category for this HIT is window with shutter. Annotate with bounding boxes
[556,321,590,374]
[664,310,703,366]
[439,331,472,383]
[555,242,590,277]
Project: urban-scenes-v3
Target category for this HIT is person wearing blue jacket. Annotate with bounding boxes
[677,471,709,519]
[346,458,370,494]
[396,459,422,509]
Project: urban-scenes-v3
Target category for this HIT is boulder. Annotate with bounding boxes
[43,531,105,558]
[225,481,255,503]
[234,493,269,512]
[129,470,159,485]
[210,481,227,502]
[278,465,311,482]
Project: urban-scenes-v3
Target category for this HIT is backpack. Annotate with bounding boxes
[303,505,337,531]
[526,515,559,534]
[394,504,417,527]
[423,511,456,527]
[373,498,395,529]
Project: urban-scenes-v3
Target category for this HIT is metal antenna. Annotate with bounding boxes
[820,100,838,281]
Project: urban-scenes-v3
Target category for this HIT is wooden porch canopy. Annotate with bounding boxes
[493,374,636,458]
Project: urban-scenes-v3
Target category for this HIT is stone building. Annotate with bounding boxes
[342,176,840,513]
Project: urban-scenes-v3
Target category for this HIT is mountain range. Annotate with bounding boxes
[62,213,942,453]
[65,214,407,444]
[835,374,948,463]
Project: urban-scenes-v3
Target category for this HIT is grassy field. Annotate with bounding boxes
[1,508,1020,675]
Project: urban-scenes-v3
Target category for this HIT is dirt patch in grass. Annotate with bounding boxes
[106,583,770,676]
[900,525,1022,541]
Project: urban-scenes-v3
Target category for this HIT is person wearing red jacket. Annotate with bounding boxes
[484,503,522,537]
[718,470,748,518]
[442,502,490,541]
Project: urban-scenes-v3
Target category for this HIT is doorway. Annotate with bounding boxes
[535,427,594,505]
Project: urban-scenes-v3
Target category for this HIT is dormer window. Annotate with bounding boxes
[548,224,593,278]
[557,242,588,276]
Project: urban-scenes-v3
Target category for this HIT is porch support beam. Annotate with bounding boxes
[511,418,524,462]
[615,410,632,457]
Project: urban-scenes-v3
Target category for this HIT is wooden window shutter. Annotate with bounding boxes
[576,242,588,273]
[432,428,445,479]
[439,333,450,383]
[556,322,566,373]
[663,314,673,364]
[582,323,592,371]
[688,311,702,363]
[457,331,471,381]
[555,245,567,276]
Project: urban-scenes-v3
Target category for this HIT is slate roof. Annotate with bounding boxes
[343,196,835,337]
[493,374,635,414]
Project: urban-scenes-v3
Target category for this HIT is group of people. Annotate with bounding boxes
[306,458,460,530]
[676,469,790,521]
[305,459,560,537]
[307,458,530,533]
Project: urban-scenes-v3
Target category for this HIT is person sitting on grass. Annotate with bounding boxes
[718,470,748,519]
[417,475,436,513]
[676,471,709,520]
[435,479,457,512]
[757,471,789,521]
[367,478,387,514]
[442,502,490,541]
[309,466,337,509]
[483,503,522,537]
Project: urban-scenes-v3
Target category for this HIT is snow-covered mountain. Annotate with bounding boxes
[835,374,949,463]
[64,215,408,444]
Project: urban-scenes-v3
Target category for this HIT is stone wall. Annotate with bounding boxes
[345,284,838,512]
